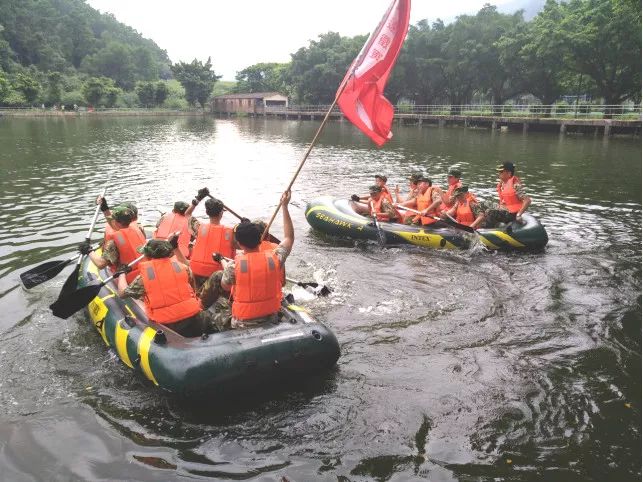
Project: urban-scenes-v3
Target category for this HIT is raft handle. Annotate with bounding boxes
[311,330,322,341]
[153,330,167,345]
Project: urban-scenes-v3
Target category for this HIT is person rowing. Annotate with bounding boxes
[483,162,532,226]
[440,185,485,229]
[351,185,401,222]
[395,173,421,223]
[100,198,146,241]
[79,204,146,284]
[396,175,444,226]
[440,167,463,211]
[154,187,209,258]
[351,174,394,203]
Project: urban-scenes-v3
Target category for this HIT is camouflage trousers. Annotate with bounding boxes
[478,201,516,228]
[196,271,232,332]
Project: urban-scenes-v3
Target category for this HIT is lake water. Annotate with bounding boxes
[0,116,640,481]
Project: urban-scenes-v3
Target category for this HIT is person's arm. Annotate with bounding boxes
[89,251,108,269]
[442,204,457,219]
[279,190,294,254]
[382,199,399,220]
[220,259,235,291]
[168,233,189,266]
[88,239,117,269]
[394,185,402,204]
[186,187,210,216]
[97,195,117,230]
[118,275,144,299]
[514,183,531,220]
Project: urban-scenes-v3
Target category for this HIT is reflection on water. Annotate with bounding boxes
[0,116,640,481]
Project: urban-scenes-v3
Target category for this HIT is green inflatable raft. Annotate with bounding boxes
[78,254,340,395]
[305,196,548,251]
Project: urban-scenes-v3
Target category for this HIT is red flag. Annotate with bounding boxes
[336,0,411,147]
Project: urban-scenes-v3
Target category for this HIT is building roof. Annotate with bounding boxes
[213,92,286,100]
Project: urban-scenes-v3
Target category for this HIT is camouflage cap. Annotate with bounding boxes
[496,161,515,173]
[111,206,135,225]
[119,201,138,217]
[408,172,421,183]
[417,175,431,184]
[447,167,462,178]
[453,185,469,197]
[375,174,388,182]
[137,239,174,258]
[368,184,382,193]
[173,201,189,214]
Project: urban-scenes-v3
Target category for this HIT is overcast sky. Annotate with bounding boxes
[86,0,518,80]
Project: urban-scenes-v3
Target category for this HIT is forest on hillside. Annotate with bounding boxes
[0,0,640,110]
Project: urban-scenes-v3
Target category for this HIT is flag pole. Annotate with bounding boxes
[261,77,351,240]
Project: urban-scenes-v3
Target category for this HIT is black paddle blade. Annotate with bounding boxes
[297,282,332,297]
[58,264,81,298]
[20,259,72,289]
[50,282,103,319]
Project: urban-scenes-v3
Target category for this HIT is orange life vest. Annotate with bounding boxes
[154,212,191,258]
[259,240,286,286]
[369,196,399,222]
[497,176,523,213]
[190,224,235,277]
[104,221,144,243]
[440,181,462,210]
[139,257,202,324]
[414,187,439,225]
[381,185,393,203]
[231,251,282,320]
[105,225,146,283]
[455,195,477,226]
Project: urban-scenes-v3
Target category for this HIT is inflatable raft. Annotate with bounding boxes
[78,254,341,395]
[305,196,548,251]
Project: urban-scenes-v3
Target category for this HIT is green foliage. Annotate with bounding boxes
[171,57,220,107]
[288,32,367,103]
[212,80,237,97]
[61,89,84,109]
[135,81,156,107]
[0,70,9,101]
[155,81,169,106]
[46,71,62,105]
[234,63,289,93]
[81,42,137,90]
[82,76,116,107]
[2,88,26,106]
[14,72,40,104]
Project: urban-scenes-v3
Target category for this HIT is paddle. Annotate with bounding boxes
[212,254,331,297]
[285,277,332,296]
[49,254,145,319]
[206,195,281,245]
[395,205,477,234]
[20,245,99,289]
[57,185,108,298]
[369,202,387,246]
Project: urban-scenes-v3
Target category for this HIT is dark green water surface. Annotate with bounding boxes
[0,116,640,481]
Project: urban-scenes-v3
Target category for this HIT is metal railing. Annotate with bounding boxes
[261,104,642,119]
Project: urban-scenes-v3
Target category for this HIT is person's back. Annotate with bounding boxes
[220,191,294,329]
[154,201,191,257]
[190,198,235,283]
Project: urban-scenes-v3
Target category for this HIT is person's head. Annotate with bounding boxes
[173,201,189,215]
[111,206,135,229]
[368,184,382,200]
[234,221,262,250]
[374,174,387,188]
[447,167,462,186]
[138,239,174,259]
[496,162,515,181]
[119,202,138,220]
[252,219,268,235]
[452,185,469,201]
[408,173,420,188]
[205,197,224,219]
[417,175,432,193]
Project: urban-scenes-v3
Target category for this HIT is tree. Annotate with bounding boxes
[235,62,288,93]
[0,70,9,101]
[155,81,169,106]
[287,32,367,103]
[136,81,156,107]
[104,82,121,107]
[14,72,40,104]
[81,42,137,90]
[46,71,62,105]
[557,0,641,107]
[82,77,107,106]
[171,57,220,107]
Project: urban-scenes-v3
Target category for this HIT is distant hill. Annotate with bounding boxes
[0,0,170,87]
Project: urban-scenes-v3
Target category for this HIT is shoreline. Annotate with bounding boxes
[0,109,207,118]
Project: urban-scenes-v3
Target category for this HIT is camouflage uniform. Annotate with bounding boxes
[406,187,442,225]
[480,182,529,227]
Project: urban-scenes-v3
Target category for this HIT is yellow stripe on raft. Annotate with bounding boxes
[483,230,526,248]
[391,229,458,249]
[115,320,133,368]
[138,327,158,385]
